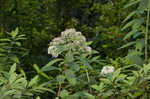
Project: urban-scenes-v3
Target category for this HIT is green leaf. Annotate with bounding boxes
[124,0,140,8]
[132,18,145,29]
[112,68,121,81]
[0,38,11,42]
[103,89,114,98]
[86,41,93,45]
[121,20,135,31]
[69,78,76,85]
[20,69,26,78]
[127,50,144,65]
[133,32,143,39]
[33,64,40,73]
[11,56,20,64]
[91,85,100,91]
[60,90,69,98]
[65,50,74,63]
[9,73,17,84]
[40,72,50,80]
[28,75,39,87]
[15,42,21,46]
[65,69,75,80]
[143,64,150,74]
[55,97,59,99]
[12,27,19,38]
[132,90,143,98]
[132,71,139,77]
[135,39,145,51]
[65,69,77,85]
[9,63,17,74]
[100,78,111,84]
[123,30,137,40]
[137,0,150,13]
[123,11,136,22]
[41,66,59,72]
[36,96,41,99]
[57,75,65,83]
[119,41,136,49]
[70,63,80,72]
[3,90,17,96]
[41,59,62,71]
[84,92,95,99]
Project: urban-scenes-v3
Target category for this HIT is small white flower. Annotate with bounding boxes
[74,40,81,46]
[101,66,115,75]
[48,46,59,57]
[61,28,76,38]
[75,32,82,36]
[48,46,55,54]
[52,37,62,42]
[86,47,92,53]
[50,37,64,46]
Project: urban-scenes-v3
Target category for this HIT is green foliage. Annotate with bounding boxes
[1,0,150,98]
[0,63,55,99]
[90,63,150,98]
[120,0,150,65]
[0,28,27,71]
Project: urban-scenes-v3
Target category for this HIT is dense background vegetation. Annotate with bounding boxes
[1,0,150,98]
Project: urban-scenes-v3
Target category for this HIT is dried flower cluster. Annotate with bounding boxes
[48,28,92,57]
[101,66,115,75]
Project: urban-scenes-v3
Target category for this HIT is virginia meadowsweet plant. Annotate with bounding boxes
[41,28,97,99]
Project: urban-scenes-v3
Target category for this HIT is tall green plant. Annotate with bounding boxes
[0,28,28,71]
[39,29,102,99]
[121,0,150,65]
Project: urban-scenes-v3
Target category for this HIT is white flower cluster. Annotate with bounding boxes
[101,66,115,75]
[48,28,92,57]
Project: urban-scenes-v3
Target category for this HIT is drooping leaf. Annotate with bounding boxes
[119,41,136,49]
[123,11,136,22]
[41,59,62,71]
[124,0,140,8]
[33,64,40,73]
[28,75,39,87]
[121,19,135,31]
[123,30,137,40]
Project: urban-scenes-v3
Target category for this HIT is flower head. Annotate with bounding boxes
[86,47,92,53]
[61,28,76,38]
[48,46,58,57]
[48,28,92,57]
[101,66,115,75]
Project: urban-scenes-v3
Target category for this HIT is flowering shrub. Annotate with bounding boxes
[48,28,92,57]
[40,28,102,99]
